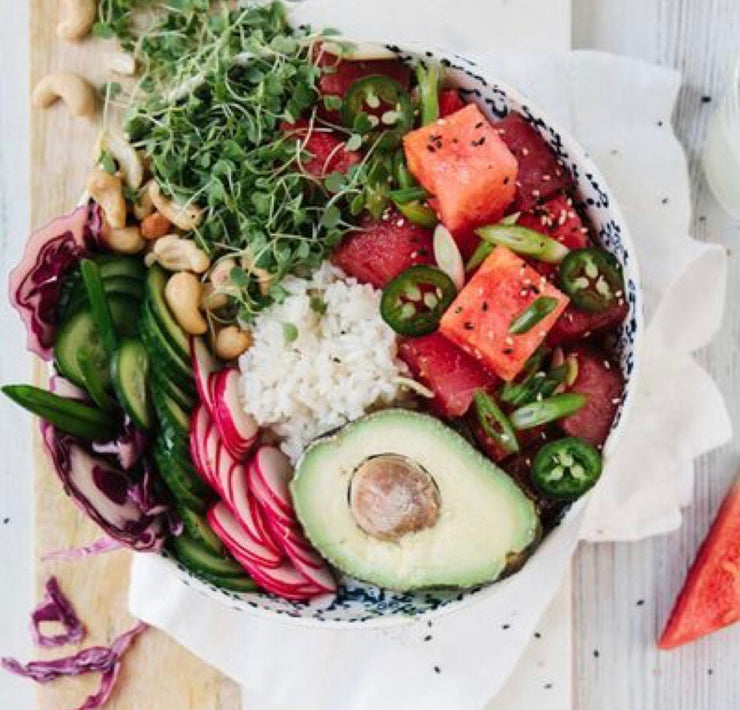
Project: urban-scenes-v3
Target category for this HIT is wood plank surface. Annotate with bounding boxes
[29,2,240,708]
[573,1,740,709]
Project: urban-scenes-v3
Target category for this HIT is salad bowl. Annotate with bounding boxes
[157,42,644,626]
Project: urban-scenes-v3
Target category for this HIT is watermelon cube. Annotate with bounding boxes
[440,245,569,381]
[493,112,574,211]
[281,122,360,178]
[398,333,497,418]
[331,210,434,289]
[438,89,466,117]
[403,103,518,235]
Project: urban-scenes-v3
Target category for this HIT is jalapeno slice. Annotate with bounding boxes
[473,390,520,455]
[532,437,602,500]
[558,247,624,313]
[341,76,414,148]
[380,265,456,336]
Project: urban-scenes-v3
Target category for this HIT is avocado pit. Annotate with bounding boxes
[349,454,441,542]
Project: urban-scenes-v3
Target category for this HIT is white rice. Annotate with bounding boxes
[239,263,404,461]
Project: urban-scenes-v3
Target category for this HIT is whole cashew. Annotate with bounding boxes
[104,51,136,76]
[104,226,146,254]
[148,182,203,231]
[150,235,210,273]
[32,72,96,118]
[87,168,127,229]
[241,250,273,296]
[210,257,237,288]
[140,211,172,240]
[215,326,252,360]
[57,0,96,41]
[200,283,229,311]
[98,129,144,188]
[165,273,208,335]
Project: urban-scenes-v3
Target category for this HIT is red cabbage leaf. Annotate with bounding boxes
[30,576,86,648]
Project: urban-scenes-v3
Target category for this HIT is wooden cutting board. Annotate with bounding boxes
[30,2,240,708]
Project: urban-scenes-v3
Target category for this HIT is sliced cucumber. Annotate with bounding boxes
[152,388,191,436]
[153,444,211,511]
[146,265,189,356]
[77,350,118,412]
[112,339,152,429]
[55,310,110,389]
[65,276,145,315]
[81,259,118,356]
[150,366,195,413]
[98,255,146,282]
[171,533,246,578]
[141,305,193,385]
[178,507,224,555]
[196,570,257,593]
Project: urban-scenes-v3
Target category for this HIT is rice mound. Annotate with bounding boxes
[239,263,404,461]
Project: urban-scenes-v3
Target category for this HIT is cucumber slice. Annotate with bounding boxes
[2,384,119,441]
[153,443,211,509]
[141,305,193,385]
[146,265,189,356]
[196,570,257,593]
[112,339,152,429]
[171,533,247,578]
[55,311,110,389]
[150,366,195,413]
[77,350,118,412]
[109,297,142,338]
[98,255,146,282]
[65,276,145,315]
[81,260,118,356]
[152,387,191,436]
[178,507,224,555]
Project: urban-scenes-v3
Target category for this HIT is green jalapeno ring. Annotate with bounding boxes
[380,265,457,336]
[532,437,603,500]
[558,247,624,313]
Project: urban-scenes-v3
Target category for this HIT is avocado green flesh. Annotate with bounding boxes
[291,409,540,592]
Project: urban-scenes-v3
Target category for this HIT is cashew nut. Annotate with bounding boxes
[241,250,273,296]
[140,211,172,240]
[104,51,137,76]
[133,182,155,220]
[165,272,208,335]
[104,226,146,254]
[210,258,237,288]
[200,283,229,311]
[148,182,203,231]
[57,0,96,41]
[32,72,96,118]
[215,326,252,360]
[87,168,127,229]
[150,235,210,273]
[97,129,144,188]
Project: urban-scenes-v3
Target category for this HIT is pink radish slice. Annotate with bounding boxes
[207,502,282,570]
[242,559,323,600]
[247,460,295,528]
[265,516,337,592]
[211,369,259,460]
[191,336,219,416]
[247,488,284,554]
[200,417,223,493]
[224,464,283,563]
[188,404,208,484]
[251,446,294,515]
[214,439,239,500]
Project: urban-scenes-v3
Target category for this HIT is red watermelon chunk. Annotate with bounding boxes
[439,89,466,117]
[659,479,740,649]
[548,300,628,346]
[281,122,360,177]
[398,333,497,418]
[559,346,623,446]
[493,112,574,211]
[331,210,434,289]
[404,103,518,236]
[440,246,569,381]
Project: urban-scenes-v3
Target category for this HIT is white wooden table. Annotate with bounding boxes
[0,1,738,708]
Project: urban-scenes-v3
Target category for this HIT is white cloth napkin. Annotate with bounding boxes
[129,37,731,710]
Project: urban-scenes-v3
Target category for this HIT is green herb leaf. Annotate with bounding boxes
[282,322,298,343]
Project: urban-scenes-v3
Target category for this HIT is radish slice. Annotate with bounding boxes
[247,459,295,528]
[213,439,238,500]
[433,224,465,291]
[189,404,209,486]
[207,502,281,570]
[225,464,283,561]
[251,446,294,514]
[212,369,259,460]
[247,487,284,555]
[191,336,220,416]
[200,418,224,494]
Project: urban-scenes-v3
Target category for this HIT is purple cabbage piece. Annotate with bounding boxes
[41,422,169,552]
[30,576,86,648]
[8,202,104,360]
[92,419,148,471]
[42,537,123,562]
[2,621,147,710]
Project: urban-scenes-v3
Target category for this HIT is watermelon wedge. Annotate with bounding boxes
[659,480,740,649]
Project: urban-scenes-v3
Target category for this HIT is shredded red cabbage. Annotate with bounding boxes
[91,419,148,471]
[2,621,147,710]
[41,423,169,552]
[9,202,103,359]
[30,576,86,648]
[42,537,123,562]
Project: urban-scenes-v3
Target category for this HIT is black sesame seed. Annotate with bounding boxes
[427,620,433,628]
[427,146,436,153]
[463,321,474,330]
[708,669,714,675]
[503,348,513,355]
[424,635,433,642]
[657,120,664,127]
[701,95,712,103]
[544,683,553,690]
[481,302,489,311]
[503,176,510,185]
[661,197,669,205]
[593,650,600,658]
[636,599,644,606]
[534,632,541,639]
[475,121,484,128]
[433,665,441,674]
[502,624,510,630]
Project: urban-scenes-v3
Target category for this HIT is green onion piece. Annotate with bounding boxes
[509,296,559,334]
[397,201,438,229]
[1,384,119,441]
[393,151,415,189]
[473,390,519,454]
[500,348,548,406]
[475,224,570,263]
[466,241,494,272]
[415,62,441,125]
[389,186,429,204]
[538,364,569,398]
[80,259,117,357]
[509,393,587,430]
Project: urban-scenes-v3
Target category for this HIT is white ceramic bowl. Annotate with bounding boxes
[162,44,644,626]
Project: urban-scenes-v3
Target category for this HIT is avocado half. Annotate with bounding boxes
[291,409,541,592]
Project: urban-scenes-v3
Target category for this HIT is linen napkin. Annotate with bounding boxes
[129,42,731,710]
